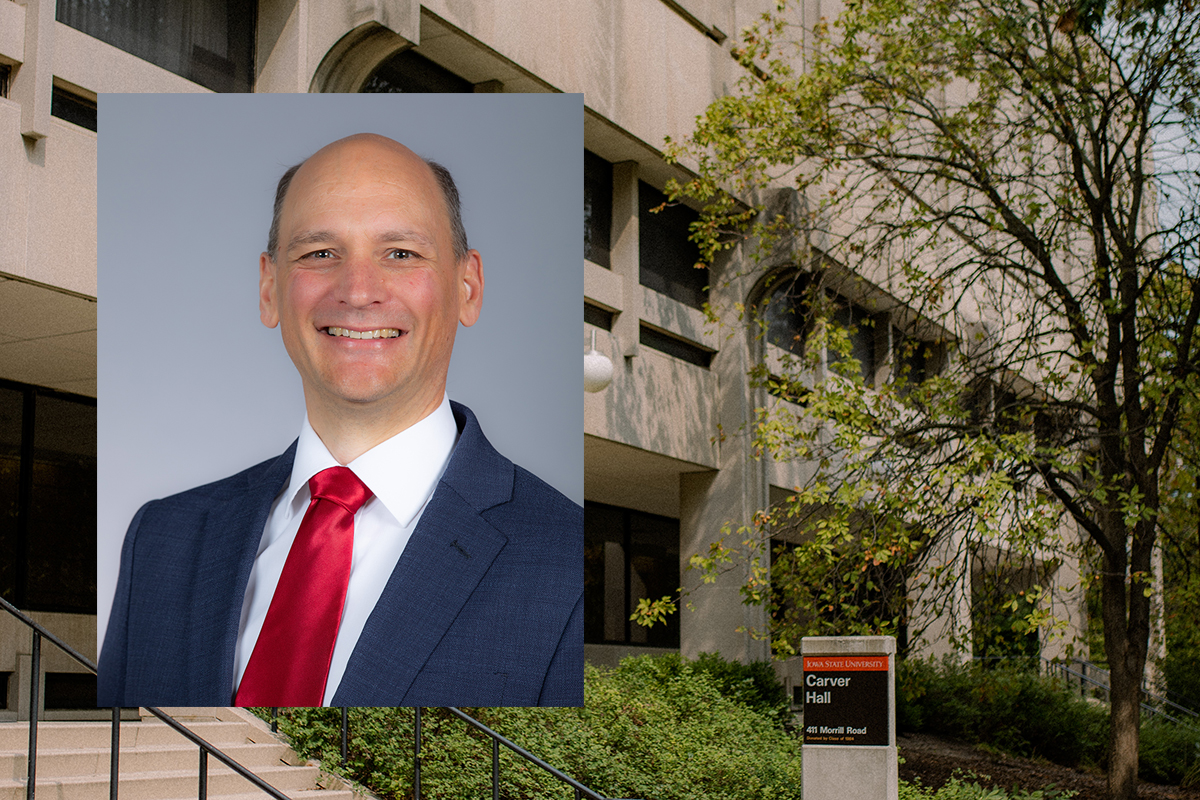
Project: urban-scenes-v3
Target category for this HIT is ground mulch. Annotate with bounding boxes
[898,732,1200,800]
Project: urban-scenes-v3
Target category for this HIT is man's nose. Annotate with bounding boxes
[337,252,388,307]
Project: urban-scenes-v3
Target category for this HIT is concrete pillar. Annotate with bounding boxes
[678,254,771,664]
[801,636,898,800]
[13,0,54,139]
[610,161,641,358]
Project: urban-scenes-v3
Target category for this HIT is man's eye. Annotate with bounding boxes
[387,249,417,260]
[303,249,335,260]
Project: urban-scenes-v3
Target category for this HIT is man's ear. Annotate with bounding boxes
[458,249,484,328]
[259,252,280,328]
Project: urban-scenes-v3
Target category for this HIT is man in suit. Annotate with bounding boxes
[97,133,583,707]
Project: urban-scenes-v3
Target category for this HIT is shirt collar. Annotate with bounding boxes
[285,395,459,527]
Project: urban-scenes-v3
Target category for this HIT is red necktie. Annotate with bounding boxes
[235,466,372,706]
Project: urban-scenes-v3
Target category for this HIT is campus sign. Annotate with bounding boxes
[801,654,890,746]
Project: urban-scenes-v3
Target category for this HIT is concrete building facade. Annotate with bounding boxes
[0,0,1085,714]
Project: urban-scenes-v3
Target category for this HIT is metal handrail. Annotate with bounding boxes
[141,707,290,800]
[973,653,1199,725]
[444,707,606,800]
[0,596,291,800]
[1059,657,1199,721]
[272,706,613,800]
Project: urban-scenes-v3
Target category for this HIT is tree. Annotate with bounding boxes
[1157,364,1200,712]
[661,0,1200,798]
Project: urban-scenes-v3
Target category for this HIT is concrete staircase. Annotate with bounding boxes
[0,707,364,800]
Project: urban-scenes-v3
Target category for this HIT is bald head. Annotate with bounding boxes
[266,133,468,263]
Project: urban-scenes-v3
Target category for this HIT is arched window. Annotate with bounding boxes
[361,49,473,93]
[759,272,879,383]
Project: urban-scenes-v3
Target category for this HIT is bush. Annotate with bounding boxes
[900,775,1075,800]
[898,656,1200,786]
[641,651,791,727]
[1138,717,1200,787]
[264,654,804,800]
[897,656,1108,767]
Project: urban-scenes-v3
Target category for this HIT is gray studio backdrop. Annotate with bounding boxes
[97,93,583,649]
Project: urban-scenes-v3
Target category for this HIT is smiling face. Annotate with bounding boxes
[259,134,483,433]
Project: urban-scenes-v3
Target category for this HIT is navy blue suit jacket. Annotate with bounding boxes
[97,402,583,707]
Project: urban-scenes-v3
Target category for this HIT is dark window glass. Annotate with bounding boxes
[51,87,97,132]
[762,274,814,356]
[584,501,680,648]
[57,0,255,93]
[973,579,1040,663]
[893,328,928,384]
[0,64,10,98]
[44,672,96,709]
[0,386,21,606]
[27,395,96,613]
[638,182,706,309]
[640,325,712,368]
[829,302,877,382]
[584,303,614,331]
[361,50,472,93]
[892,329,938,398]
[0,383,96,614]
[762,275,876,382]
[584,150,613,268]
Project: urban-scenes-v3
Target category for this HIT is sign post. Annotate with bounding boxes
[801,636,898,800]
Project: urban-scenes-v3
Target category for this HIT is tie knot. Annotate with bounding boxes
[308,466,373,515]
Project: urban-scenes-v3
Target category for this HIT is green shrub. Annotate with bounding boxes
[690,651,792,726]
[899,775,1075,800]
[264,654,804,800]
[897,657,1108,767]
[897,656,1200,786]
[1138,717,1200,787]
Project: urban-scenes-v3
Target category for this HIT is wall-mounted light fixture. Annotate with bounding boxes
[584,329,613,393]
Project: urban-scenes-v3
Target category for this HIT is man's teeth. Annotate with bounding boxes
[325,327,401,339]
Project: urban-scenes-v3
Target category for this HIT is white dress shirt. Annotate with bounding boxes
[233,395,459,705]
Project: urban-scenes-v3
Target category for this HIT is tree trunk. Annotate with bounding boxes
[1107,658,1141,800]
[1101,548,1148,800]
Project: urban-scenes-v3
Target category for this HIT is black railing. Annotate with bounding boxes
[0,596,291,800]
[1047,657,1199,725]
[271,706,611,800]
[974,654,1200,725]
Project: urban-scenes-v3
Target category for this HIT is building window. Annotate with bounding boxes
[0,64,10,98]
[56,0,255,93]
[892,328,929,383]
[761,273,814,356]
[639,182,707,309]
[361,50,473,93]
[51,86,97,132]
[891,328,942,396]
[829,301,877,382]
[584,302,614,331]
[0,381,96,614]
[640,324,713,368]
[762,274,878,382]
[584,150,613,268]
[585,501,680,648]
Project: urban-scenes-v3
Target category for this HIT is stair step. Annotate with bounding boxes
[0,740,295,779]
[0,709,364,800]
[0,763,323,800]
[0,720,252,751]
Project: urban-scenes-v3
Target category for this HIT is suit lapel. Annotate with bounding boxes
[188,443,296,700]
[331,486,507,704]
[332,402,513,705]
